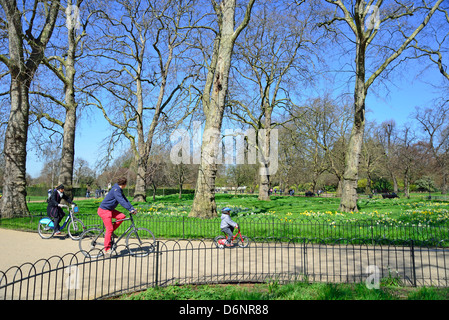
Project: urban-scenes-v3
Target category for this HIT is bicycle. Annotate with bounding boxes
[38,204,85,240]
[213,226,250,249]
[79,213,155,258]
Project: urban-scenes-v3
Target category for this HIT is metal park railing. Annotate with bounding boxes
[1,238,449,300]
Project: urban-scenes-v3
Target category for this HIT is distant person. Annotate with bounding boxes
[47,184,74,235]
[98,177,136,254]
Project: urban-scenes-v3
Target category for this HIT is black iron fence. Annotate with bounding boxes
[1,238,449,300]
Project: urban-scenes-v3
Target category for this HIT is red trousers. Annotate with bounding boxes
[98,207,126,252]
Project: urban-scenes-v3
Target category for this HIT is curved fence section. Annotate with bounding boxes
[1,238,449,300]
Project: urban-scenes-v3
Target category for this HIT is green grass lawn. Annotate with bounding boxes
[24,192,448,220]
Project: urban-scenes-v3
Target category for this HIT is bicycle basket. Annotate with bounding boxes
[39,217,54,228]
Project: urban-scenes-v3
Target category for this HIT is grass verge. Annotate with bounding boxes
[117,281,449,300]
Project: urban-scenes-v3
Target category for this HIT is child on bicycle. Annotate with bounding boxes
[220,207,238,246]
[98,177,136,253]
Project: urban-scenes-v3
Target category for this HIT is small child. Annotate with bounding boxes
[220,207,238,246]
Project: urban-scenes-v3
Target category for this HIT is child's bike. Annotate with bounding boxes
[38,204,85,240]
[78,213,155,258]
[213,227,250,249]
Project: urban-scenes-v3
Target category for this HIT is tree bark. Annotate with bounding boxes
[59,106,77,197]
[0,0,60,217]
[339,35,366,212]
[190,0,255,218]
[133,72,148,203]
[258,112,272,201]
[2,78,30,217]
[58,2,79,198]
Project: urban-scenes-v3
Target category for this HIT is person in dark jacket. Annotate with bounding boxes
[47,184,73,235]
[98,177,136,253]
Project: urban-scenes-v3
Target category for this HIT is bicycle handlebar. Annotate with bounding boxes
[59,204,77,210]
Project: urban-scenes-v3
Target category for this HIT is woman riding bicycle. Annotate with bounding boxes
[98,177,136,254]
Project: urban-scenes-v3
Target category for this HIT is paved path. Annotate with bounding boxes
[0,229,82,272]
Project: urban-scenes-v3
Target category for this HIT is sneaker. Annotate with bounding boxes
[104,250,112,258]
[54,231,61,235]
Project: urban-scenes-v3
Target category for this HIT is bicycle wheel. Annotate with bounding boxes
[213,235,226,248]
[67,218,85,240]
[126,228,155,257]
[79,227,104,258]
[38,218,55,239]
[237,235,250,248]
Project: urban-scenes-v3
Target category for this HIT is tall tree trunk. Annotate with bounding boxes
[58,11,78,199]
[2,78,30,217]
[404,168,410,198]
[339,37,366,212]
[258,113,272,201]
[442,174,448,195]
[133,73,148,203]
[59,106,77,198]
[190,120,223,217]
[133,115,160,202]
[133,72,164,202]
[190,0,255,218]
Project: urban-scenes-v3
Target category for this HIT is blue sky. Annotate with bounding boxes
[26,107,113,179]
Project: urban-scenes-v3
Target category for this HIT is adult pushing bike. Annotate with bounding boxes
[79,177,155,258]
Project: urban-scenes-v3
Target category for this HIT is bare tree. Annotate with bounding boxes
[396,124,418,198]
[30,0,93,198]
[412,4,449,82]
[414,102,449,193]
[361,122,387,194]
[0,0,60,217]
[321,0,444,212]
[189,0,255,218]
[376,120,399,192]
[227,0,318,201]
[290,95,352,195]
[86,0,196,202]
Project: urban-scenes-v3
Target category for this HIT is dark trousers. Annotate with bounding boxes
[49,208,65,232]
[221,226,234,243]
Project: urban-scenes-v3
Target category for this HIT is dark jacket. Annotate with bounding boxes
[47,189,72,218]
[99,183,134,212]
